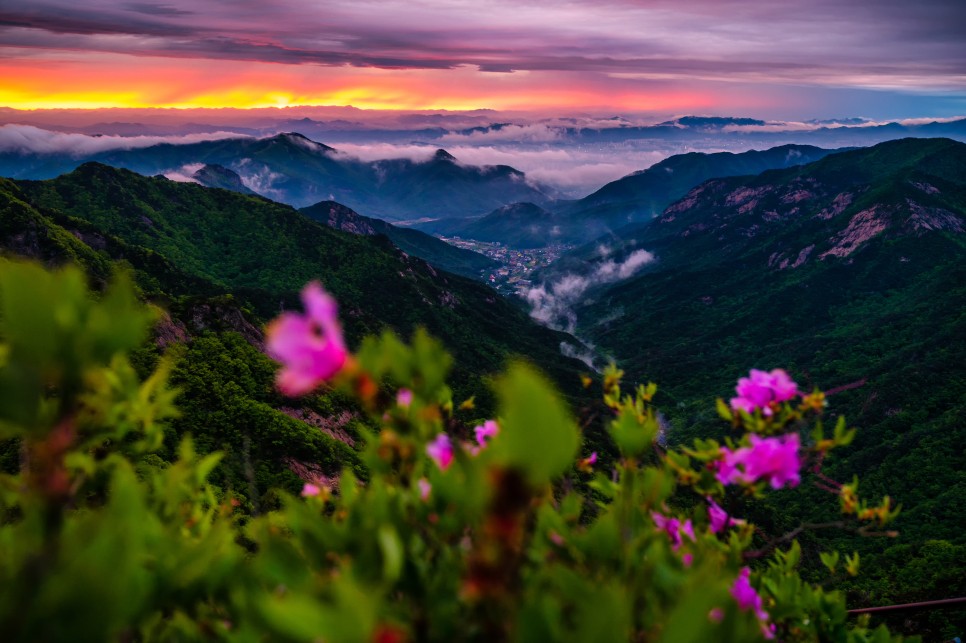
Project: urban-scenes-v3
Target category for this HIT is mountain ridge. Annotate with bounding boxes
[299,200,498,279]
[0,133,555,219]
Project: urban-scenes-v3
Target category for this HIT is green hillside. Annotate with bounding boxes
[2,166,593,504]
[572,138,966,628]
[17,162,584,400]
[553,144,840,232]
[450,202,564,248]
[299,200,497,279]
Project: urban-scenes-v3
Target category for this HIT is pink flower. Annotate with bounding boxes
[708,498,730,533]
[730,369,799,416]
[474,420,499,447]
[732,567,776,638]
[652,512,696,551]
[397,389,413,408]
[716,434,801,489]
[417,477,431,501]
[682,553,694,567]
[681,519,695,542]
[427,433,454,470]
[301,483,321,498]
[707,497,745,533]
[731,567,769,622]
[266,282,348,396]
[708,608,724,624]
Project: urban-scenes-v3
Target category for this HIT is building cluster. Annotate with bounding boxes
[440,237,573,295]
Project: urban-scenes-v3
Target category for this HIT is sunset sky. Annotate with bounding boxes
[1,0,964,118]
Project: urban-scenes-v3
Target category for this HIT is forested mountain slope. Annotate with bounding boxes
[572,138,966,626]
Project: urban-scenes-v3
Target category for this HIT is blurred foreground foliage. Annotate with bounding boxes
[0,260,913,642]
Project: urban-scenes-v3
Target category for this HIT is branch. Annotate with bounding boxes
[743,521,847,560]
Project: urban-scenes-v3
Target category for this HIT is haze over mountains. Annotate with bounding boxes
[0,132,553,219]
[2,111,965,197]
[420,144,844,248]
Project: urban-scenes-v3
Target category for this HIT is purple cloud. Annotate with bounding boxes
[0,0,963,91]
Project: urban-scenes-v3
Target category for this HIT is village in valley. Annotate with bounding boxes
[438,236,573,295]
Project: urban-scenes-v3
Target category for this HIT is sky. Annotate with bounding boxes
[1,0,965,119]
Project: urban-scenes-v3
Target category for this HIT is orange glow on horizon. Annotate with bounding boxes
[0,52,724,113]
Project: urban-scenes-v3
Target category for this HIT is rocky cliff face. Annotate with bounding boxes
[631,139,966,275]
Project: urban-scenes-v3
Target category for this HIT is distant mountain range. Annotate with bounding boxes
[448,115,966,147]
[418,144,842,248]
[7,109,961,147]
[0,133,554,220]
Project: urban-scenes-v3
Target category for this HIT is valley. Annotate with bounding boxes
[435,236,574,295]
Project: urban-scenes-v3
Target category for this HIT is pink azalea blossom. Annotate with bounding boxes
[682,552,694,567]
[427,433,454,470]
[731,567,769,623]
[730,369,799,416]
[397,388,413,408]
[417,477,431,501]
[681,519,696,542]
[301,483,321,498]
[266,282,348,396]
[651,512,696,551]
[732,567,777,639]
[716,433,801,489]
[474,420,499,447]
[707,497,745,533]
[708,608,724,624]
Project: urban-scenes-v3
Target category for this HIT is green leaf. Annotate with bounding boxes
[195,452,224,484]
[820,551,840,574]
[845,552,860,577]
[378,525,403,582]
[492,362,579,485]
[608,408,658,457]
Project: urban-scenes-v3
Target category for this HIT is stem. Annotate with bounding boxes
[743,521,847,560]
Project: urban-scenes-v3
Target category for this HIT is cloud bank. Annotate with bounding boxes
[0,124,247,157]
[525,249,656,333]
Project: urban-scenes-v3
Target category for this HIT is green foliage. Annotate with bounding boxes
[0,260,154,436]
[492,362,578,484]
[0,261,917,642]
